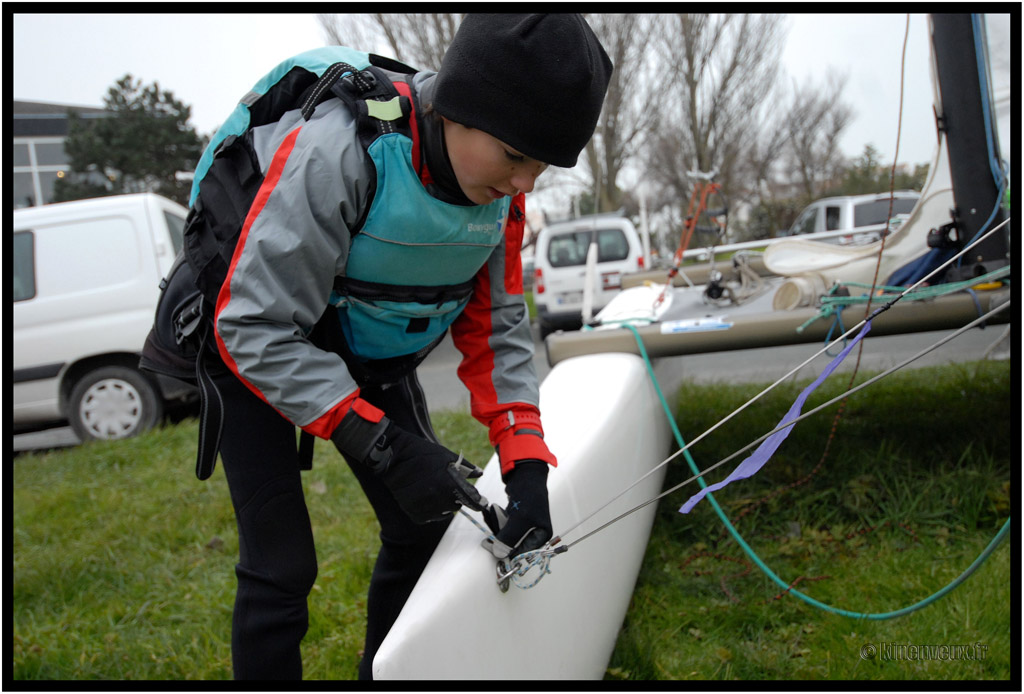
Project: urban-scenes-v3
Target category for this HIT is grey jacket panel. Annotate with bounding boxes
[482,245,540,409]
[214,99,373,428]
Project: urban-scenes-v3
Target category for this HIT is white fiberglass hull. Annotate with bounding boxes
[373,352,672,679]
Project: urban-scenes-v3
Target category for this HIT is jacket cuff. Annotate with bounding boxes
[329,398,389,466]
[301,390,385,440]
[488,407,543,444]
[490,407,557,476]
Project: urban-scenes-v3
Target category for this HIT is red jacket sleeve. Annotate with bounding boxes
[451,194,556,474]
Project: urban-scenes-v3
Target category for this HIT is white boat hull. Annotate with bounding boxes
[374,352,673,679]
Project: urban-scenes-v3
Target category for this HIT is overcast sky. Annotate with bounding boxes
[12,12,1011,171]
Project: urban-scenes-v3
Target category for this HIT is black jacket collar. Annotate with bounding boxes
[414,75,474,207]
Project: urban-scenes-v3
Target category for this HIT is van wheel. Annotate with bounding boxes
[68,366,164,441]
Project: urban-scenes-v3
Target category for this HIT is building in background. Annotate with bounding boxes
[13,100,108,209]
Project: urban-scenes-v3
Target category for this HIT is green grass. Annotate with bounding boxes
[524,288,537,321]
[11,360,1013,681]
[610,359,1013,681]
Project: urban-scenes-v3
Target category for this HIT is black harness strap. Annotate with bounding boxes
[298,432,316,471]
[192,320,315,479]
[194,324,224,481]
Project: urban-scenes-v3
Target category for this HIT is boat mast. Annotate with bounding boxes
[929,13,1011,282]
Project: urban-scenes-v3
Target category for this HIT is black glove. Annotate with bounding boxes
[481,461,552,560]
[332,406,488,524]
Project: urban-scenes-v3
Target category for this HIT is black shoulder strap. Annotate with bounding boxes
[299,62,373,121]
[369,53,418,75]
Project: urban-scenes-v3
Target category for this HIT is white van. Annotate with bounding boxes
[13,193,193,442]
[782,191,920,244]
[532,214,645,338]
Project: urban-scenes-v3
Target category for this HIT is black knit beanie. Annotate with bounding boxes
[433,14,613,168]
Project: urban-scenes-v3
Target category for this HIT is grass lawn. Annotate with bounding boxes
[11,359,1013,681]
[610,359,1013,681]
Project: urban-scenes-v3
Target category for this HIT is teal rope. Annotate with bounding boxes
[797,266,1011,334]
[623,323,1010,619]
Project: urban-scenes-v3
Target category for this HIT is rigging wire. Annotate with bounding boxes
[564,306,1012,618]
[552,218,1010,546]
[777,13,911,515]
[560,298,1010,552]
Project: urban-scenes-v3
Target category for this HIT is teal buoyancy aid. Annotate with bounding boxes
[331,131,511,360]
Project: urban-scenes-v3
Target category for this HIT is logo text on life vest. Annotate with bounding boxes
[467,222,499,233]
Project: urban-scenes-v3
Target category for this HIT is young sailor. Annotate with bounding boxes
[149,14,612,679]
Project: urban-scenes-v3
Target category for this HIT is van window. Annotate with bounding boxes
[825,206,841,231]
[854,198,918,227]
[791,207,818,235]
[35,216,141,297]
[596,229,629,262]
[14,231,36,302]
[547,227,630,267]
[163,210,186,255]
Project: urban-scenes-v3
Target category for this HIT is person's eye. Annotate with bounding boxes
[504,150,526,163]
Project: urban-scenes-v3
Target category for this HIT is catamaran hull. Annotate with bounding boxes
[373,352,673,679]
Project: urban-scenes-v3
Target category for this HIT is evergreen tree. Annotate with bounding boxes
[54,75,206,206]
[827,144,929,196]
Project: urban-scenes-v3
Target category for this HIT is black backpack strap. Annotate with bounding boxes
[194,322,224,481]
[368,53,418,75]
[192,319,315,479]
[295,61,414,157]
[300,61,375,121]
[298,431,315,471]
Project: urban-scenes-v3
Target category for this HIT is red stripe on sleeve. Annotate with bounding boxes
[213,126,302,394]
[451,194,530,426]
[301,392,358,439]
[210,126,361,438]
[452,261,498,422]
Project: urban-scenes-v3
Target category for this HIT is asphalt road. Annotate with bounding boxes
[13,321,1010,455]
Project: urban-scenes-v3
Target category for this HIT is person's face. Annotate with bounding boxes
[443,118,549,205]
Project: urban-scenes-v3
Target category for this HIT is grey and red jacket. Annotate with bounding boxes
[212,69,555,473]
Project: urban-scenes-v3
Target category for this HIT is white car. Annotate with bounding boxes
[783,191,921,245]
[13,193,193,442]
[532,214,645,338]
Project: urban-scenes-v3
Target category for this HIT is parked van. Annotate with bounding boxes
[532,214,645,338]
[782,191,920,245]
[13,193,193,442]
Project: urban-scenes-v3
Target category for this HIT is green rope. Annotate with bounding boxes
[623,322,1010,619]
[796,266,1011,334]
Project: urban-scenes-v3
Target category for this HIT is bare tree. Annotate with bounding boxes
[317,13,464,70]
[644,14,785,244]
[783,70,854,200]
[574,14,661,215]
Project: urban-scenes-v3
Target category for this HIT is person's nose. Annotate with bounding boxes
[510,167,540,195]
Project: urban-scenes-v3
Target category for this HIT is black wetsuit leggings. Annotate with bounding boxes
[213,367,450,680]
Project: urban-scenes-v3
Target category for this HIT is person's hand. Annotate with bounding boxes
[332,403,487,524]
[481,461,551,559]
